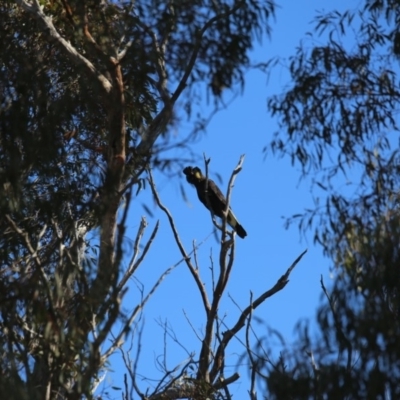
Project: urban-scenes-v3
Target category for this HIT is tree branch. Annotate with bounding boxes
[209,249,308,382]
[137,2,244,154]
[15,0,112,94]
[320,275,353,371]
[197,157,244,381]
[102,262,176,363]
[148,169,211,316]
[117,218,159,292]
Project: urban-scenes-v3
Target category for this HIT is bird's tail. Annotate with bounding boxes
[235,223,247,239]
[227,210,247,239]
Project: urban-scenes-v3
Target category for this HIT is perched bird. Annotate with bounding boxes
[183,166,247,238]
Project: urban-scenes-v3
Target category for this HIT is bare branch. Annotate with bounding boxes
[214,372,240,390]
[148,169,211,315]
[198,237,233,381]
[118,218,159,291]
[197,157,245,381]
[102,263,176,366]
[121,321,146,400]
[202,155,245,241]
[202,155,224,236]
[209,249,308,382]
[305,349,319,376]
[80,1,110,60]
[5,214,40,264]
[5,215,55,308]
[246,292,257,400]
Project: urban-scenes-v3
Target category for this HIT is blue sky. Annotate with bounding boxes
[100,1,356,398]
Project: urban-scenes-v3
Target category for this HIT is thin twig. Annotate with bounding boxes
[246,292,257,400]
[320,275,353,371]
[183,309,203,342]
[118,219,159,292]
[102,262,176,361]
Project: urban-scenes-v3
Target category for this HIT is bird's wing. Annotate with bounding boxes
[206,179,227,216]
[208,180,247,238]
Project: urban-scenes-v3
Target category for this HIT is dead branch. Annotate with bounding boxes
[102,261,176,363]
[209,249,308,382]
[197,157,245,381]
[118,218,159,291]
[246,292,257,400]
[148,169,211,316]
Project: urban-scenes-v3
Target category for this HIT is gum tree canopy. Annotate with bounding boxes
[0,1,275,399]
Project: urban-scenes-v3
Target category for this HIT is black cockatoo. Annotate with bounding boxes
[183,166,247,238]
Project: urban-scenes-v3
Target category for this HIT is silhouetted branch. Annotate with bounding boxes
[198,158,245,381]
[320,275,353,371]
[137,2,244,154]
[246,292,257,400]
[148,169,211,315]
[102,260,175,363]
[118,218,159,291]
[210,249,308,382]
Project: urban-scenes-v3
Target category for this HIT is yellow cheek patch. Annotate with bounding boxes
[194,171,202,179]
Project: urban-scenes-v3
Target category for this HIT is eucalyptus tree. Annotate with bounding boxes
[0,1,275,398]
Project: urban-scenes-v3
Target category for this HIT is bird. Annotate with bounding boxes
[183,166,247,238]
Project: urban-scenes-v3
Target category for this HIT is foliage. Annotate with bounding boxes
[0,1,276,399]
[267,1,400,255]
[258,1,400,398]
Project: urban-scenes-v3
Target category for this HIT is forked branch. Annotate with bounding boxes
[209,249,308,382]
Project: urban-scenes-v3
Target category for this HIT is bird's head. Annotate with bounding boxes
[183,166,204,184]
